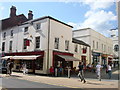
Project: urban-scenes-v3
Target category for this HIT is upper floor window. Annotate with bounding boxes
[102,44,103,51]
[3,32,6,39]
[83,46,87,54]
[11,30,13,37]
[23,39,28,49]
[35,36,40,49]
[36,23,41,30]
[54,38,59,49]
[2,42,5,51]
[93,40,95,49]
[24,27,28,32]
[9,41,13,51]
[65,40,69,51]
[114,44,119,52]
[74,44,78,52]
[96,42,98,49]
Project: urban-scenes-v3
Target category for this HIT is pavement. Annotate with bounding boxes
[0,67,119,89]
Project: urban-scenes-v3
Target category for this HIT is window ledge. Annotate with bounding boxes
[24,32,29,35]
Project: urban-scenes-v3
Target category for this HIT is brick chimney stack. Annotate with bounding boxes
[28,10,33,20]
[10,6,16,17]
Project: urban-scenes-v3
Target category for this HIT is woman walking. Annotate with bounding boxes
[107,64,112,79]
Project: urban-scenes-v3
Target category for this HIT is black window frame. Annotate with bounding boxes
[35,36,40,49]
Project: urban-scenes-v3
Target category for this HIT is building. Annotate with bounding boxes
[110,28,119,67]
[73,28,113,65]
[0,6,91,74]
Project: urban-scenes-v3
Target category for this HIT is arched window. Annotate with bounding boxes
[114,44,119,52]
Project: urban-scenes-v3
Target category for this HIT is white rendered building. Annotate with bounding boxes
[73,28,113,65]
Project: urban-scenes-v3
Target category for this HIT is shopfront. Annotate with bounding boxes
[92,52,101,64]
[53,51,80,76]
[101,54,107,65]
[2,51,44,73]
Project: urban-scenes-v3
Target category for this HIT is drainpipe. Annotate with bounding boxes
[47,18,50,74]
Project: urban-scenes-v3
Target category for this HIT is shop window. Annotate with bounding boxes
[35,58,43,70]
[54,37,59,49]
[26,61,32,69]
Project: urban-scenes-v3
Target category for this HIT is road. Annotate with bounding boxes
[0,76,67,89]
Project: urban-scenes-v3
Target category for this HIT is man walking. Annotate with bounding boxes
[78,62,86,83]
[96,62,102,81]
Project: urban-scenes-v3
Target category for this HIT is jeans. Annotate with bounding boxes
[108,70,112,79]
[78,70,86,82]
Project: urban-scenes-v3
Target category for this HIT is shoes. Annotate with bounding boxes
[83,80,86,83]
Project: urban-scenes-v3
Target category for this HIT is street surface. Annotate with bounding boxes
[0,67,119,89]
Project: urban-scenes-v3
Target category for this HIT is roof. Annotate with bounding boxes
[73,28,91,32]
[2,14,28,30]
[22,16,73,28]
[72,38,90,47]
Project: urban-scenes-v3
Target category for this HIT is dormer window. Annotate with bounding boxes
[11,30,13,37]
[3,32,6,39]
[36,23,41,30]
[24,27,28,32]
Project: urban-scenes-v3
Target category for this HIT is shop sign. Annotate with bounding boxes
[92,52,100,56]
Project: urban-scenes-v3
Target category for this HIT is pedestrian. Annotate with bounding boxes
[107,64,112,79]
[22,63,27,75]
[58,66,63,77]
[78,62,86,83]
[49,66,54,76]
[7,58,13,76]
[96,62,102,81]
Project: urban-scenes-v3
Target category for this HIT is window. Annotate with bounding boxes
[36,23,41,30]
[102,44,103,51]
[2,42,5,51]
[3,32,6,39]
[35,58,43,70]
[35,36,40,49]
[54,38,59,49]
[9,41,12,51]
[24,27,28,32]
[114,44,119,52]
[65,40,69,51]
[104,45,106,51]
[23,39,27,49]
[97,42,98,49]
[10,30,13,37]
[75,44,78,52]
[83,47,87,53]
[93,41,95,49]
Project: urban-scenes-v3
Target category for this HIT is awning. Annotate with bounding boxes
[57,55,80,61]
[1,56,13,60]
[1,55,41,60]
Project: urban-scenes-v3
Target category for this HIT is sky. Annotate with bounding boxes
[0,0,118,37]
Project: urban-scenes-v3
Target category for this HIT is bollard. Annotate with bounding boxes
[68,68,70,78]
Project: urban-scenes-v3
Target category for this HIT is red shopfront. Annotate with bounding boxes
[4,51,44,73]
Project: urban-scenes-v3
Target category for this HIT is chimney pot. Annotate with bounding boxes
[28,10,33,20]
[10,6,16,17]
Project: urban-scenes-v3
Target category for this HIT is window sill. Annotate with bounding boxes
[3,38,6,40]
[36,29,42,32]
[10,36,14,39]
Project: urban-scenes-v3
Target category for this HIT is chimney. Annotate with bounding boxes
[28,10,33,20]
[10,6,16,17]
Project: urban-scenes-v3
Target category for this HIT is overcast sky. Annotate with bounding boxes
[0,0,118,37]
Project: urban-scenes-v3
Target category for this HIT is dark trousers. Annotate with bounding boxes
[78,70,86,82]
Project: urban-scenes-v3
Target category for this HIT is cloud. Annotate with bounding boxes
[82,0,115,10]
[68,1,117,37]
[0,4,4,20]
